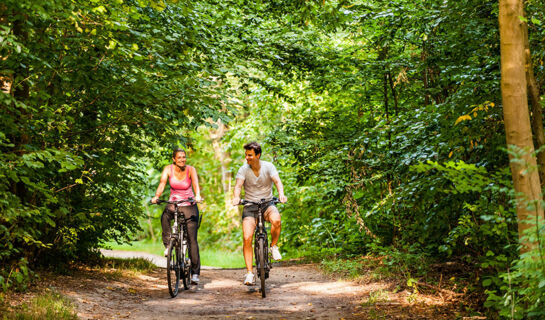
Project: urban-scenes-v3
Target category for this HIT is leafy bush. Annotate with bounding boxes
[485,219,545,319]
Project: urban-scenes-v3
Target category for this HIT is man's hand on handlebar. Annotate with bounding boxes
[232,196,240,207]
[278,195,287,203]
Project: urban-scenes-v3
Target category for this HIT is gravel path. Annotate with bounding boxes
[41,251,465,319]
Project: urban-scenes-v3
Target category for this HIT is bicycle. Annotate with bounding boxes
[152,198,195,297]
[238,197,281,298]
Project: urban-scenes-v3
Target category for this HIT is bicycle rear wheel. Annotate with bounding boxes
[181,237,192,290]
[257,237,266,298]
[167,239,180,297]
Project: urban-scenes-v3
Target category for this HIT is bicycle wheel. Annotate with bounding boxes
[167,239,180,297]
[181,237,192,290]
[257,237,266,298]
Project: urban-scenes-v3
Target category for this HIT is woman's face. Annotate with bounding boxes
[173,151,187,168]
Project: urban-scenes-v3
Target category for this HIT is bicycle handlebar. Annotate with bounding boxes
[239,197,281,206]
[151,198,197,205]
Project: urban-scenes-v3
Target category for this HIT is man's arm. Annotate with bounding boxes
[272,176,287,203]
[232,178,245,206]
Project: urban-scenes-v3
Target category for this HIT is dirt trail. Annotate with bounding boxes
[40,252,466,319]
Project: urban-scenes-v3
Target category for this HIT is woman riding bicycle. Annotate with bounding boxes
[151,148,202,284]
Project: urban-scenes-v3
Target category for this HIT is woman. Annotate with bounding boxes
[151,148,202,284]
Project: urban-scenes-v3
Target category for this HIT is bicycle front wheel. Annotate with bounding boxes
[181,237,192,290]
[257,237,266,298]
[167,239,180,297]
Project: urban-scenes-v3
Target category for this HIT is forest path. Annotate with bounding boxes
[43,251,464,319]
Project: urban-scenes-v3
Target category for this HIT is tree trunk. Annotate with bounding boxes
[522,20,545,187]
[210,120,239,227]
[499,0,544,252]
[387,70,399,117]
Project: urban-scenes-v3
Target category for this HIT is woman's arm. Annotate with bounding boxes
[151,166,169,203]
[190,166,202,202]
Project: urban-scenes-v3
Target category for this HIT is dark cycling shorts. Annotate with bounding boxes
[242,203,275,220]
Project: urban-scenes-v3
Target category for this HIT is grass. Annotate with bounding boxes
[320,255,375,279]
[96,257,157,272]
[362,289,391,307]
[103,240,245,268]
[0,290,77,320]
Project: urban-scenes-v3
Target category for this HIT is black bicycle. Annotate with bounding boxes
[239,197,281,298]
[152,198,195,297]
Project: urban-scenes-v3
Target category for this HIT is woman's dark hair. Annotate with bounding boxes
[172,148,186,158]
[243,141,261,156]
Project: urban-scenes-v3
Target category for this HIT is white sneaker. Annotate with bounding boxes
[191,274,199,284]
[271,245,282,261]
[164,247,169,257]
[243,272,255,286]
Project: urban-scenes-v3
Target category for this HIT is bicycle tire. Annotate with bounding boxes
[181,236,192,290]
[167,239,180,297]
[257,237,266,298]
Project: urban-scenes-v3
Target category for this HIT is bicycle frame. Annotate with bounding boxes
[154,198,195,297]
[239,197,280,297]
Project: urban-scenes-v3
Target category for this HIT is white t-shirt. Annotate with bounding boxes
[236,160,279,202]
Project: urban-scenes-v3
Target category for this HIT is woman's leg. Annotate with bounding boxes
[161,204,175,248]
[182,205,200,275]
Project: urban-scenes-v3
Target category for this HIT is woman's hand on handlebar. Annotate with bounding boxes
[151,196,159,204]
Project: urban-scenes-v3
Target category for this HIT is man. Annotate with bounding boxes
[232,142,287,285]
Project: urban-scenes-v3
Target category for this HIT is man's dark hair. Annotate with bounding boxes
[172,147,186,158]
[243,141,261,156]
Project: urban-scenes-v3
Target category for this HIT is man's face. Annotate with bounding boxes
[245,149,260,167]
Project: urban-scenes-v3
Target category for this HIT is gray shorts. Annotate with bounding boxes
[242,203,275,220]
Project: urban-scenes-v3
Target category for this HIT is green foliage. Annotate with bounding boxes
[1,0,233,289]
[2,0,545,317]
[95,257,157,273]
[0,258,34,292]
[484,218,545,319]
[0,289,77,320]
[198,0,539,316]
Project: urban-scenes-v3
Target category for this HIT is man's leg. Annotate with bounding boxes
[264,206,281,246]
[242,217,257,273]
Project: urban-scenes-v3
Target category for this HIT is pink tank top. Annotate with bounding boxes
[169,164,195,205]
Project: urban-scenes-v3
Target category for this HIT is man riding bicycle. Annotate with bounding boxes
[232,142,287,285]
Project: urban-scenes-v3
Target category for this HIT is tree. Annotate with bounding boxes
[499,0,544,251]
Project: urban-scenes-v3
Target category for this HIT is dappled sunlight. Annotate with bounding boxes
[203,278,240,289]
[137,274,161,282]
[281,280,373,295]
[145,298,202,306]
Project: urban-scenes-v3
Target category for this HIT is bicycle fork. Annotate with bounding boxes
[255,214,271,279]
[171,208,190,269]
